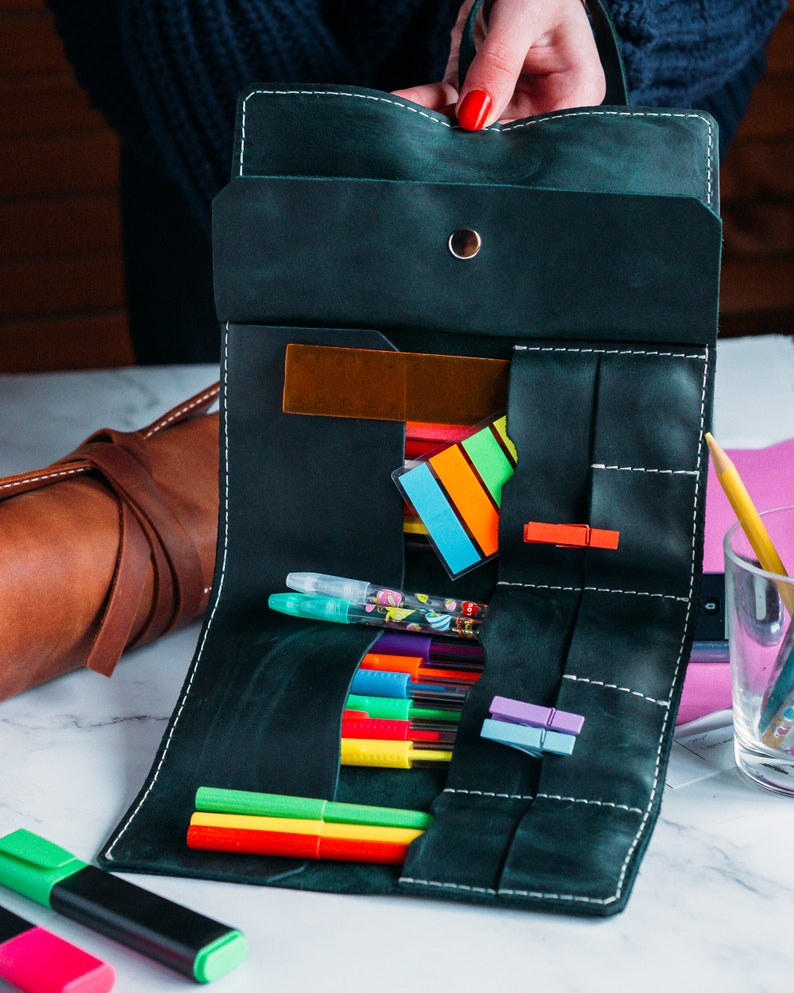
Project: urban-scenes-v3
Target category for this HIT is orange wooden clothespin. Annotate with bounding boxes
[523,521,620,550]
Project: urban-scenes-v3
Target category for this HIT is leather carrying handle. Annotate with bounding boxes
[458,0,629,107]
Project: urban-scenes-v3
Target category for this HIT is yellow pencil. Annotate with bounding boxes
[705,432,794,615]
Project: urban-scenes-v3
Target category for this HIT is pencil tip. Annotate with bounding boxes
[704,432,730,473]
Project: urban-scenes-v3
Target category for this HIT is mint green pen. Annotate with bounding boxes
[346,693,461,724]
[268,592,481,638]
[195,788,433,831]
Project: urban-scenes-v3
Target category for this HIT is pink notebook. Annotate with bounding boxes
[678,438,794,725]
[702,437,794,572]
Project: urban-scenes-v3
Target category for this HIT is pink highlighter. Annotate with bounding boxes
[0,904,115,993]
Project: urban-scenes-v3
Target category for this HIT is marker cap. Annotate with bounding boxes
[0,911,116,993]
[346,694,412,721]
[195,787,433,830]
[285,573,370,602]
[193,930,248,985]
[268,593,349,624]
[346,694,461,724]
[0,831,247,985]
[0,831,87,907]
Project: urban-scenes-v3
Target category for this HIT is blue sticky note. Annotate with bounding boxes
[398,462,480,576]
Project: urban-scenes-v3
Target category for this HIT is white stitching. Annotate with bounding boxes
[2,388,219,497]
[513,346,707,359]
[497,888,618,904]
[605,349,710,902]
[0,466,85,492]
[591,463,698,476]
[399,876,617,905]
[239,92,715,207]
[496,580,689,602]
[240,89,454,176]
[399,878,498,895]
[104,266,712,910]
[560,675,670,707]
[144,385,219,437]
[404,789,635,897]
[105,329,233,860]
[440,789,643,813]
[440,789,643,814]
[442,788,534,800]
[501,108,715,206]
[409,348,710,906]
[535,794,643,814]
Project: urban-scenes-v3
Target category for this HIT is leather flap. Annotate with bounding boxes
[231,86,718,210]
[214,178,720,342]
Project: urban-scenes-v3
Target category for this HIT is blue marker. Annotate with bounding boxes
[349,668,468,706]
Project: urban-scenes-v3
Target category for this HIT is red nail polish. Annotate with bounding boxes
[457,90,492,131]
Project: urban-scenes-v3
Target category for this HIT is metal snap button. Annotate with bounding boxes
[448,228,482,259]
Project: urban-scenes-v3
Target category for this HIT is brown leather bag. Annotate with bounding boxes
[0,383,220,701]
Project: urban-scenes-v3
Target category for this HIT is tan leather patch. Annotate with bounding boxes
[283,345,509,424]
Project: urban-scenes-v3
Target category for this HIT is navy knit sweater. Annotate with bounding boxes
[47,0,785,229]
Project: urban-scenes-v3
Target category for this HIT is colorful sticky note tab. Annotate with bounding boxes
[393,414,516,578]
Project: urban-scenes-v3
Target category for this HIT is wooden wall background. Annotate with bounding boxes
[1,0,133,371]
[1,0,792,372]
[720,3,794,337]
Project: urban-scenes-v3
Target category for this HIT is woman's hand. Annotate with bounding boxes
[393,0,606,128]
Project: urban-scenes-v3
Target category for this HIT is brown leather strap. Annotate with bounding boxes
[0,383,220,677]
[84,499,151,676]
[0,383,220,500]
[142,383,221,439]
[66,433,204,639]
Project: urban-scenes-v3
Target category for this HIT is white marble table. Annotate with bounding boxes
[1,337,793,993]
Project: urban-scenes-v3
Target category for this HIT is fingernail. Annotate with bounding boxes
[457,90,492,131]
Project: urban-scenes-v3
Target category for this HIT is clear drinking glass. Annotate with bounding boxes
[724,505,794,797]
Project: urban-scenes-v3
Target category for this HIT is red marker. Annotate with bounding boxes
[341,716,456,746]
[187,814,414,865]
[0,904,115,993]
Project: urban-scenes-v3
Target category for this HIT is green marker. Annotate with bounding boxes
[196,787,434,831]
[0,829,247,983]
[346,693,462,724]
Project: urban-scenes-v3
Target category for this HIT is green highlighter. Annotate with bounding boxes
[0,829,247,983]
[196,786,434,831]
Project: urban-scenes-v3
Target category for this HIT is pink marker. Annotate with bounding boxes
[0,904,115,993]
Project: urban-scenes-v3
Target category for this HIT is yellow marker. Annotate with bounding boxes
[189,811,424,845]
[706,432,794,615]
[340,738,453,768]
[493,415,518,463]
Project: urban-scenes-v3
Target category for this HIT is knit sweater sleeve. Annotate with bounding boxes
[608,0,786,106]
[46,0,457,225]
[116,1,356,223]
[46,0,786,232]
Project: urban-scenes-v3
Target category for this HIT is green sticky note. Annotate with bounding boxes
[462,425,514,505]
